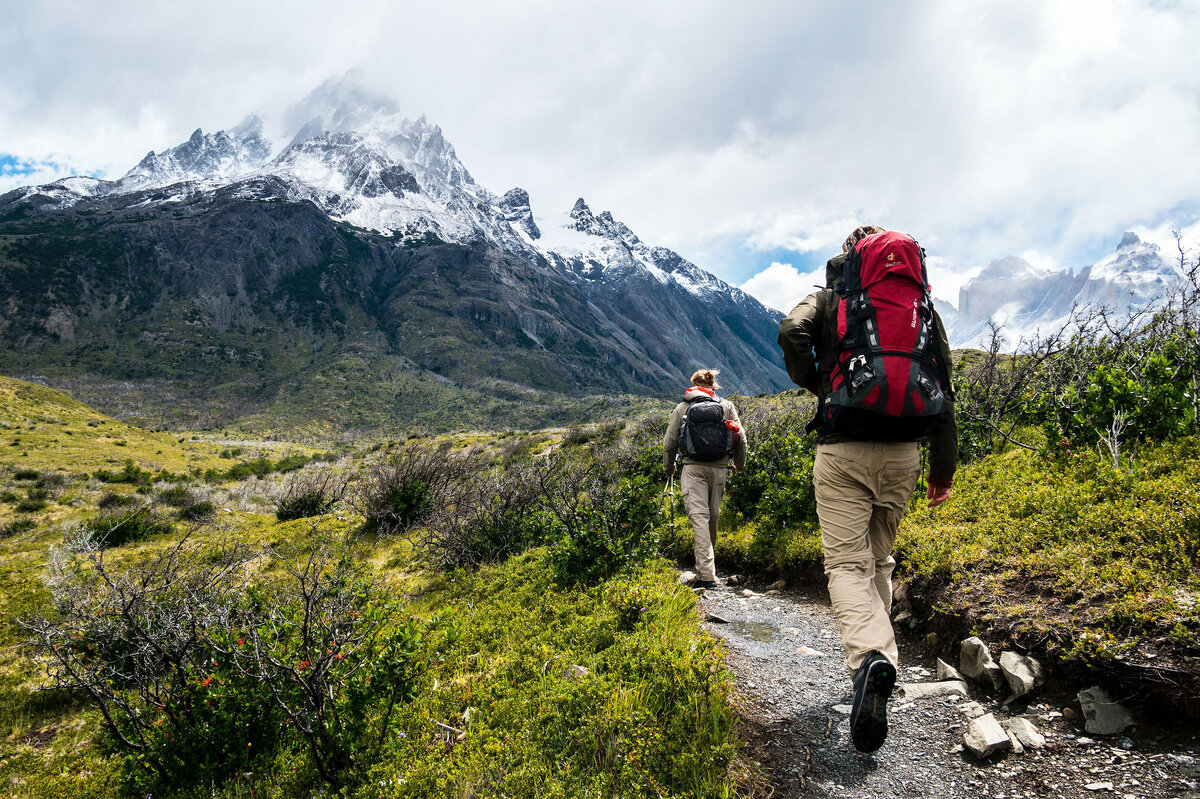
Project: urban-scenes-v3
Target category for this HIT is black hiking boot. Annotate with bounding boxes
[850,651,896,753]
[695,579,722,589]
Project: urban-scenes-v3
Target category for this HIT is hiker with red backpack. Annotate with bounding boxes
[778,226,957,754]
[662,369,748,590]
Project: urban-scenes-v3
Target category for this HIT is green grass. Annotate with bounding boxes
[896,437,1200,662]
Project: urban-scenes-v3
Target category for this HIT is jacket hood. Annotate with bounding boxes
[825,252,846,289]
[683,386,719,402]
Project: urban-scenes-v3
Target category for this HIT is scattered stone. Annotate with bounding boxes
[960,637,1006,690]
[1062,706,1080,721]
[1007,729,1025,755]
[1005,718,1047,750]
[900,680,969,700]
[726,574,741,586]
[958,701,987,719]
[1078,686,1135,735]
[925,632,940,647]
[894,610,913,623]
[564,664,589,682]
[999,651,1045,699]
[740,589,759,598]
[765,589,780,596]
[1077,736,1095,746]
[893,582,908,604]
[769,579,787,591]
[796,645,826,657]
[937,658,966,681]
[1083,782,1114,792]
[964,713,1012,759]
[706,613,729,624]
[1117,737,1135,751]
[832,704,853,715]
[678,570,697,585]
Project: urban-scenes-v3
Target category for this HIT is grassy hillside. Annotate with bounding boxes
[0,388,741,798]
[0,376,232,474]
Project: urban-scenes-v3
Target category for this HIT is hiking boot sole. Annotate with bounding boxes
[850,656,896,753]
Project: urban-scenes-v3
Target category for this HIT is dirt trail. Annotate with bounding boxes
[699,583,1200,799]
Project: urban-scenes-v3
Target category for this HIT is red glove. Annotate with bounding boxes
[926,475,952,508]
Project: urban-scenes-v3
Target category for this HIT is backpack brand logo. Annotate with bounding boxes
[911,299,918,328]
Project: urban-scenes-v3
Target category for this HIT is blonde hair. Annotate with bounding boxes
[691,369,720,390]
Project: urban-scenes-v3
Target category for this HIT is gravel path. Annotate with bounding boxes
[698,582,1200,799]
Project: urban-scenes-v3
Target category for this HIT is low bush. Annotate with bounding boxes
[13,468,40,480]
[79,506,174,548]
[353,445,477,536]
[92,460,152,486]
[0,519,36,538]
[539,451,660,584]
[275,468,348,521]
[417,460,550,567]
[25,539,443,793]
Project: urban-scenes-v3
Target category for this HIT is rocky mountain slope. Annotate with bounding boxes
[0,79,788,432]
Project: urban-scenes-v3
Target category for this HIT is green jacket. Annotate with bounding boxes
[777,253,958,486]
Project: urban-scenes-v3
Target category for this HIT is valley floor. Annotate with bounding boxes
[699,581,1200,799]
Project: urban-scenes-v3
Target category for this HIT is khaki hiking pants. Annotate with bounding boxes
[680,463,727,582]
[813,440,921,674]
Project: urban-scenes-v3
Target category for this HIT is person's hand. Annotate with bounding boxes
[926,481,951,508]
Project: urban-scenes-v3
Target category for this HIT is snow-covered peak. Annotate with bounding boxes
[1088,232,1176,284]
[975,255,1055,281]
[120,116,271,190]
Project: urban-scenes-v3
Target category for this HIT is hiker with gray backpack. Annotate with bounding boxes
[778,226,957,754]
[662,369,747,590]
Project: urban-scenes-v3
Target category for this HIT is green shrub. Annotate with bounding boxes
[0,519,36,538]
[13,468,39,480]
[26,541,441,793]
[541,452,660,584]
[275,469,347,521]
[177,499,216,522]
[97,490,138,509]
[80,506,173,548]
[353,445,476,536]
[93,459,152,486]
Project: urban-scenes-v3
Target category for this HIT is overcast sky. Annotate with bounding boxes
[3,0,1199,310]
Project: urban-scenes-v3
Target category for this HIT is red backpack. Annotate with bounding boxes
[816,231,950,441]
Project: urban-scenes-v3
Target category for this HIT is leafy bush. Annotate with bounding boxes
[92,459,152,486]
[0,519,36,538]
[13,468,40,480]
[539,451,660,584]
[724,398,816,531]
[275,468,348,521]
[353,445,477,536]
[97,490,138,509]
[417,460,550,567]
[25,539,441,792]
[79,506,174,548]
[16,488,48,513]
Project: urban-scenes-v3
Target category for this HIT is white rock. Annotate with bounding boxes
[1005,717,1047,749]
[1007,729,1025,755]
[999,651,1045,699]
[964,713,1012,758]
[900,681,969,700]
[960,637,1005,690]
[796,645,826,657]
[1078,686,1134,735]
[937,658,966,681]
[740,588,759,598]
[564,664,589,682]
[832,704,853,715]
[1084,782,1114,791]
[678,570,697,585]
[958,701,987,718]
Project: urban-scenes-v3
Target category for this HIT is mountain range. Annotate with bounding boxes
[942,232,1182,348]
[0,78,788,433]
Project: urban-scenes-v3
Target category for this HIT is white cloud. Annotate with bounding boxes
[740,262,824,314]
